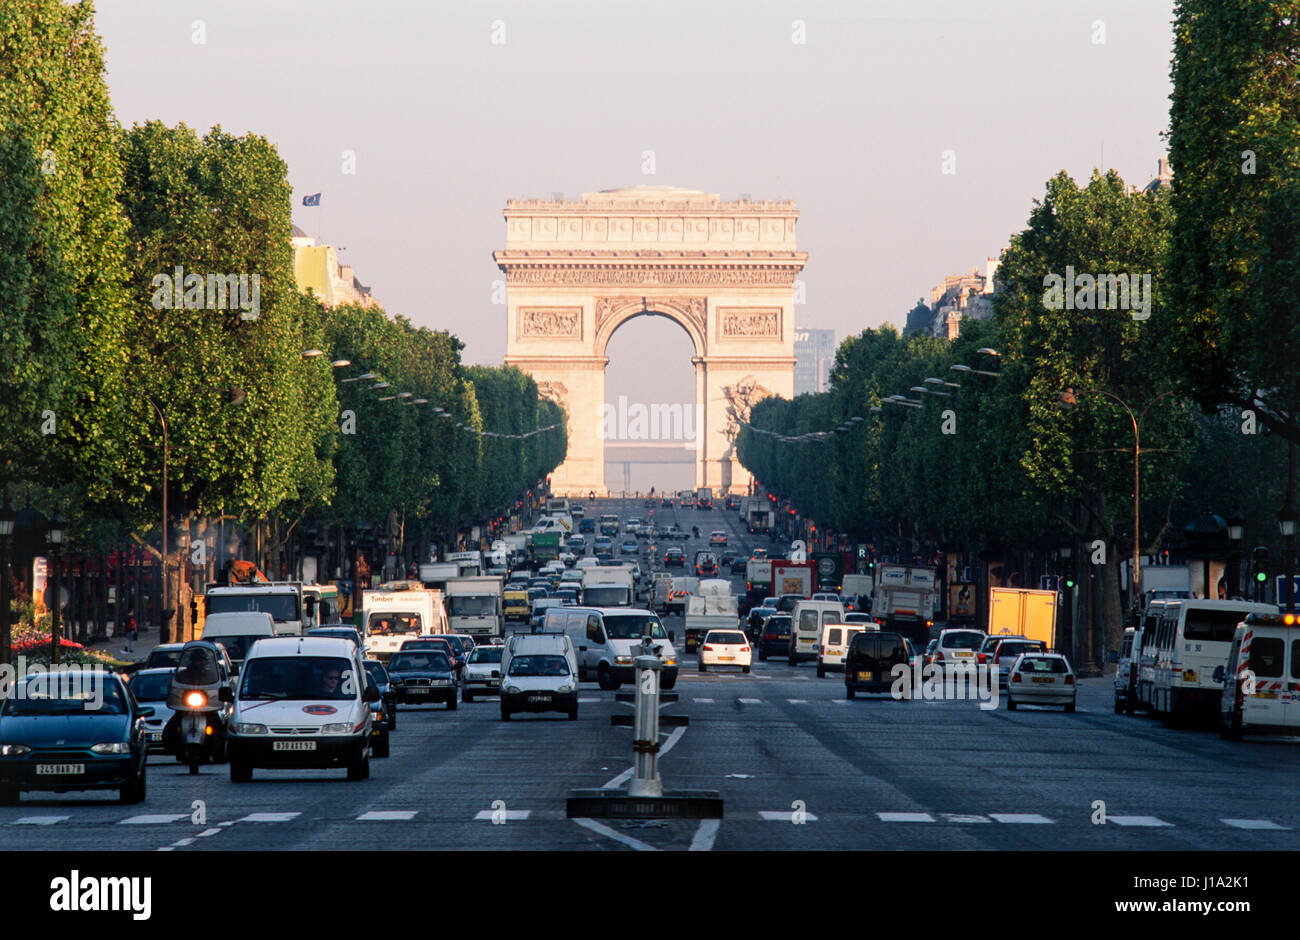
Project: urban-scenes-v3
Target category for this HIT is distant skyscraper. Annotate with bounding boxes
[794,327,836,395]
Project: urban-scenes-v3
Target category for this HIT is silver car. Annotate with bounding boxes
[127,667,177,751]
[1006,653,1077,712]
[462,645,504,702]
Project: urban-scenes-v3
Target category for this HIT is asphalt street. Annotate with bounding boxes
[4,498,1298,851]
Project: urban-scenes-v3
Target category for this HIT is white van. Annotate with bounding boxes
[499,633,579,721]
[545,606,679,691]
[789,599,845,665]
[1135,599,1174,711]
[200,611,276,673]
[225,636,379,782]
[1150,599,1275,721]
[816,622,866,677]
[1220,612,1300,739]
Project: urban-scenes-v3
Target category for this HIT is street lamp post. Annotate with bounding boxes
[49,514,65,666]
[0,496,15,667]
[1226,510,1245,600]
[143,396,171,643]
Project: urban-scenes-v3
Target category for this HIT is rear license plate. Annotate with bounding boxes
[36,764,84,775]
[955,652,973,658]
[147,732,162,742]
[273,741,316,751]
[1032,676,1054,684]
[858,671,874,681]
[527,695,552,703]
[720,656,734,661]
[409,688,429,694]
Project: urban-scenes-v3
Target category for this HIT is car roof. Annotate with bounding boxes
[131,667,177,677]
[246,636,356,658]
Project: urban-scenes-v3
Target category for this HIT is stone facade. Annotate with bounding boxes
[497,186,806,496]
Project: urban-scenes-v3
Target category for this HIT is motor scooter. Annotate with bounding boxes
[164,641,231,774]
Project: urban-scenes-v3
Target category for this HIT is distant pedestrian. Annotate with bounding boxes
[123,613,138,653]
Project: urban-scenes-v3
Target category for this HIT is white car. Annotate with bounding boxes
[500,633,579,720]
[699,629,752,673]
[934,628,985,673]
[1006,652,1077,712]
[559,551,577,568]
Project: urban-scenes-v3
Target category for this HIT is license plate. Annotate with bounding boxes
[954,652,973,658]
[1032,676,1055,684]
[527,695,552,702]
[720,656,734,661]
[858,671,874,681]
[35,764,84,775]
[147,732,162,742]
[409,688,429,694]
[272,741,316,751]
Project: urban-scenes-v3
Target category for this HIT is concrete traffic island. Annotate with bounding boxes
[567,642,722,820]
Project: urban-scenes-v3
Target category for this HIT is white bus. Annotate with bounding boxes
[1150,598,1275,720]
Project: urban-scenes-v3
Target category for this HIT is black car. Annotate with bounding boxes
[757,614,793,660]
[0,670,151,805]
[661,497,673,507]
[730,555,748,575]
[363,660,397,731]
[725,497,741,511]
[387,650,458,709]
[844,631,910,698]
[664,549,685,568]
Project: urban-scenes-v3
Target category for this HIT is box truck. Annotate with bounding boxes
[444,576,505,642]
[987,586,1058,648]
[361,583,449,661]
[871,565,938,647]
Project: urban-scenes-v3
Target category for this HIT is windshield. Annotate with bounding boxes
[2,674,126,716]
[1184,610,1249,643]
[174,647,220,685]
[205,635,253,662]
[706,632,746,645]
[147,648,183,669]
[389,652,450,672]
[943,632,984,650]
[450,596,496,617]
[238,656,356,700]
[603,615,668,640]
[368,613,422,636]
[1018,657,1069,674]
[207,592,299,623]
[507,655,571,677]
[469,647,503,664]
[129,673,171,702]
[432,635,466,655]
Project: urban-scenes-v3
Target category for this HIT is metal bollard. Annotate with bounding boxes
[628,641,663,798]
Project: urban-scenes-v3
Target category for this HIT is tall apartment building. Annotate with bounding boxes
[794,327,837,395]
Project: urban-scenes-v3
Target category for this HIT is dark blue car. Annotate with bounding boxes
[0,670,151,804]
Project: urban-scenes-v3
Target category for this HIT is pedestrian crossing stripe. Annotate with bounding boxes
[120,814,188,825]
[692,698,715,703]
[1107,815,1171,827]
[474,809,531,821]
[358,811,417,821]
[988,813,1053,824]
[878,812,934,823]
[239,812,300,823]
[758,810,819,822]
[738,698,762,704]
[787,699,807,704]
[15,816,68,825]
[1222,818,1289,830]
[940,814,991,823]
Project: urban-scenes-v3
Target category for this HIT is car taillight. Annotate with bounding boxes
[741,647,749,653]
[764,632,774,641]
[702,645,713,652]
[1064,675,1075,685]
[1012,673,1022,683]
[935,651,944,662]
[978,653,987,663]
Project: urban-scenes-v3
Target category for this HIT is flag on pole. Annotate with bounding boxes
[302,193,321,207]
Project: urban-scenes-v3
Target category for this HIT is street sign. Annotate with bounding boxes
[1275,575,1300,607]
[1039,575,1052,590]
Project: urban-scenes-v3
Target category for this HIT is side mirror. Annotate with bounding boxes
[219,687,233,703]
[1213,665,1225,684]
[363,685,380,702]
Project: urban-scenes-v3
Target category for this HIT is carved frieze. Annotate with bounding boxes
[717,307,782,340]
[504,267,798,288]
[518,306,582,340]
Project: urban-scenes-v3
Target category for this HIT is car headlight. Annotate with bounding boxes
[320,722,352,735]
[91,742,131,754]
[231,723,268,735]
[503,684,520,695]
[557,683,575,694]
[615,655,633,665]
[433,678,451,686]
[390,677,405,686]
[0,744,31,756]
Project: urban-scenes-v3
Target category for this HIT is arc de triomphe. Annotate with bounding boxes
[496,186,807,497]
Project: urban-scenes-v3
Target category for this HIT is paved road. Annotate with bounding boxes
[6,498,1298,851]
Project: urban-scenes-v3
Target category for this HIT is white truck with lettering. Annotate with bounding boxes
[444,576,505,642]
[204,582,306,636]
[361,583,449,661]
[580,566,634,608]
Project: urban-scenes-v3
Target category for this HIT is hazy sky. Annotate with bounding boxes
[95,0,1176,490]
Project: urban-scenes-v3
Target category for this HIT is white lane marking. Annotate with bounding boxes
[693,697,715,703]
[600,725,687,789]
[195,828,223,838]
[787,699,807,704]
[738,698,762,704]
[156,847,174,852]
[171,838,195,847]
[989,813,1054,824]
[724,773,755,779]
[14,816,68,825]
[578,698,599,703]
[239,812,300,823]
[831,699,850,705]
[572,817,659,851]
[1108,815,1172,827]
[878,812,935,823]
[120,814,188,824]
[689,819,721,851]
[759,810,819,822]
[360,811,418,821]
[473,810,531,821]
[941,814,991,824]
[1222,818,1288,830]
[218,820,237,826]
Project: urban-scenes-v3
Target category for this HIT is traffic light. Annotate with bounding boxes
[1253,546,1270,599]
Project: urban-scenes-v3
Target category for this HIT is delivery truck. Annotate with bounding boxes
[682,579,738,653]
[871,564,938,647]
[770,560,815,599]
[987,586,1058,648]
[444,576,505,642]
[580,566,634,607]
[361,582,449,661]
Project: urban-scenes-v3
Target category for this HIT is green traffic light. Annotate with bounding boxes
[1256,571,1268,583]
[1065,578,1076,589]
